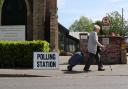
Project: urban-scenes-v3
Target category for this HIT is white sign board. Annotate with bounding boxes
[0,26,25,40]
[33,52,59,70]
[102,38,109,45]
[80,35,88,39]
[102,26,110,30]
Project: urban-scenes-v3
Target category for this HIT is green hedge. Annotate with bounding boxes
[0,40,49,68]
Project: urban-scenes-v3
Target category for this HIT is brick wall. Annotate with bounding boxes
[33,0,46,40]
[80,36,127,64]
[49,0,59,51]
[99,37,121,64]
[32,0,58,50]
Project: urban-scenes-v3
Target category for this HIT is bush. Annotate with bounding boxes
[0,40,49,68]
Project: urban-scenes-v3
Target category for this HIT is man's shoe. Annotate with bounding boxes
[98,68,105,71]
[83,69,91,72]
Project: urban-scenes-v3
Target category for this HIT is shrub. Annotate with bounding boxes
[0,40,49,68]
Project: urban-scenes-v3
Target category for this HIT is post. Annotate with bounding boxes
[122,8,124,35]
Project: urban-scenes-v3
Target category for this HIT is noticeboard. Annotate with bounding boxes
[0,26,25,40]
[102,38,109,45]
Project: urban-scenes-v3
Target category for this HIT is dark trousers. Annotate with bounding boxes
[84,52,103,70]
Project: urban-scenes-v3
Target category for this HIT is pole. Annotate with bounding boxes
[122,8,124,35]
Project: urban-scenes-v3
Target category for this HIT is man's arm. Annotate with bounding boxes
[93,32,103,47]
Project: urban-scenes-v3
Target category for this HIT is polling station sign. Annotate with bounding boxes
[33,52,59,69]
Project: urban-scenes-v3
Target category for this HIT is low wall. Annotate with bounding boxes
[59,36,127,65]
[81,36,127,64]
[99,36,127,64]
[59,56,71,64]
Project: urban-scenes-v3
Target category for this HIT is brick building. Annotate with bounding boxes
[1,0,58,50]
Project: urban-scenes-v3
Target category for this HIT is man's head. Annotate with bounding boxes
[93,25,100,33]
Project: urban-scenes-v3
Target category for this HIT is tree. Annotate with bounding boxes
[107,11,128,35]
[69,16,93,32]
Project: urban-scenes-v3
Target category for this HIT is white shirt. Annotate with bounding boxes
[87,31,103,54]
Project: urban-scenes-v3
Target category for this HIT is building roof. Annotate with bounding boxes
[58,23,79,41]
[69,32,89,39]
[58,23,69,35]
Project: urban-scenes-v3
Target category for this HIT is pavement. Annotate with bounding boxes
[1,56,128,89]
[1,65,128,89]
[0,64,128,77]
[0,56,128,77]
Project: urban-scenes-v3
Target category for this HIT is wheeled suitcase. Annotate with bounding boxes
[67,52,84,71]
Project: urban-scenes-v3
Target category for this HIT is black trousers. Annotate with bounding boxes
[84,52,103,70]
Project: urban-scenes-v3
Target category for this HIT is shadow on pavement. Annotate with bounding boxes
[61,70,87,74]
[0,74,51,78]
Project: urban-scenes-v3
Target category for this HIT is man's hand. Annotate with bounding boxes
[101,45,106,51]
[102,45,105,48]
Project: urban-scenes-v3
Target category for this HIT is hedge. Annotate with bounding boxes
[0,40,49,68]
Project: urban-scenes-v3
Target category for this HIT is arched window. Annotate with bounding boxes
[1,0,27,25]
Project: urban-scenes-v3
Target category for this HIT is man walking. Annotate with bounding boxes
[84,25,105,72]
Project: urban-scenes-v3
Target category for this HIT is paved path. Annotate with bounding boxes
[0,56,128,89]
[0,64,128,77]
[1,65,128,89]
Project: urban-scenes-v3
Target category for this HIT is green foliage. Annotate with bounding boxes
[107,11,128,35]
[69,16,93,32]
[0,0,3,11]
[0,40,49,68]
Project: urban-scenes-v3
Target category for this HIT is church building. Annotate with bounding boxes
[1,0,58,50]
[0,0,79,53]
